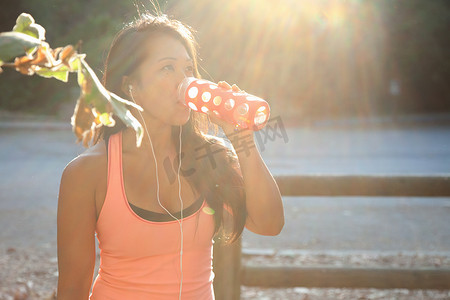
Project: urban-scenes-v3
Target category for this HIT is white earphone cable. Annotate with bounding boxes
[129,87,184,300]
[177,125,184,299]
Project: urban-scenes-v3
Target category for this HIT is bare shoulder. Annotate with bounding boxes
[60,140,107,189]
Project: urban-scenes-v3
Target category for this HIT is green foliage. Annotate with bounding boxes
[0,0,448,120]
[0,32,41,63]
[35,65,70,82]
[13,13,46,40]
[379,0,450,111]
[0,12,144,147]
[0,0,137,114]
[186,0,450,117]
[74,57,143,146]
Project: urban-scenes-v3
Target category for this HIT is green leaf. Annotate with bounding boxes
[109,91,143,111]
[110,93,144,147]
[23,24,46,41]
[77,66,85,87]
[99,112,113,126]
[13,14,34,33]
[13,13,46,41]
[78,58,109,113]
[0,31,41,62]
[35,67,69,82]
[77,58,143,146]
[69,57,79,71]
[71,56,86,84]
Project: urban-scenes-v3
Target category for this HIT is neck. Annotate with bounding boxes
[123,120,178,158]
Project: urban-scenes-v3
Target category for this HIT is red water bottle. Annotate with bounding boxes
[178,77,270,131]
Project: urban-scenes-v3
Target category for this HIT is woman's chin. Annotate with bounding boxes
[173,113,191,126]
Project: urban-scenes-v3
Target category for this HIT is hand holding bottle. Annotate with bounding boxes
[208,81,250,137]
[178,77,270,132]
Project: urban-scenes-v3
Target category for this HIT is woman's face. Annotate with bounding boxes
[130,33,194,126]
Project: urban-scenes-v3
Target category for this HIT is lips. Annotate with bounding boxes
[177,100,188,107]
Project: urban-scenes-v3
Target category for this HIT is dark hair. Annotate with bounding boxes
[96,12,247,243]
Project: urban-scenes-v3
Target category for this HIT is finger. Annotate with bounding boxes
[231,84,241,92]
[218,81,232,90]
[208,110,239,132]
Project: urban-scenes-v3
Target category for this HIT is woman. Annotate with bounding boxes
[57,12,284,300]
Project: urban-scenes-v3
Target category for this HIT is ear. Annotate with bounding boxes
[121,76,133,97]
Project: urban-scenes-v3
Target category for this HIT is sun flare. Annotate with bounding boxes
[172,0,388,120]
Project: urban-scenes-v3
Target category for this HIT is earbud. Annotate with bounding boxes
[128,85,133,92]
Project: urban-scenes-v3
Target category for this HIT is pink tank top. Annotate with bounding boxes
[90,132,215,299]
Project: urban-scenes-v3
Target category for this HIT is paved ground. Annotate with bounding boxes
[0,115,449,298]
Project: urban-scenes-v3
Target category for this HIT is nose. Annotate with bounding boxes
[175,69,188,101]
[175,67,189,92]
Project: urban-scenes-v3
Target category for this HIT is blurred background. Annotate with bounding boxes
[1,1,449,299]
[1,0,449,122]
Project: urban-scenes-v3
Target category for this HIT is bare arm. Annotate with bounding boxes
[57,156,98,299]
[231,132,284,236]
[207,84,285,235]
